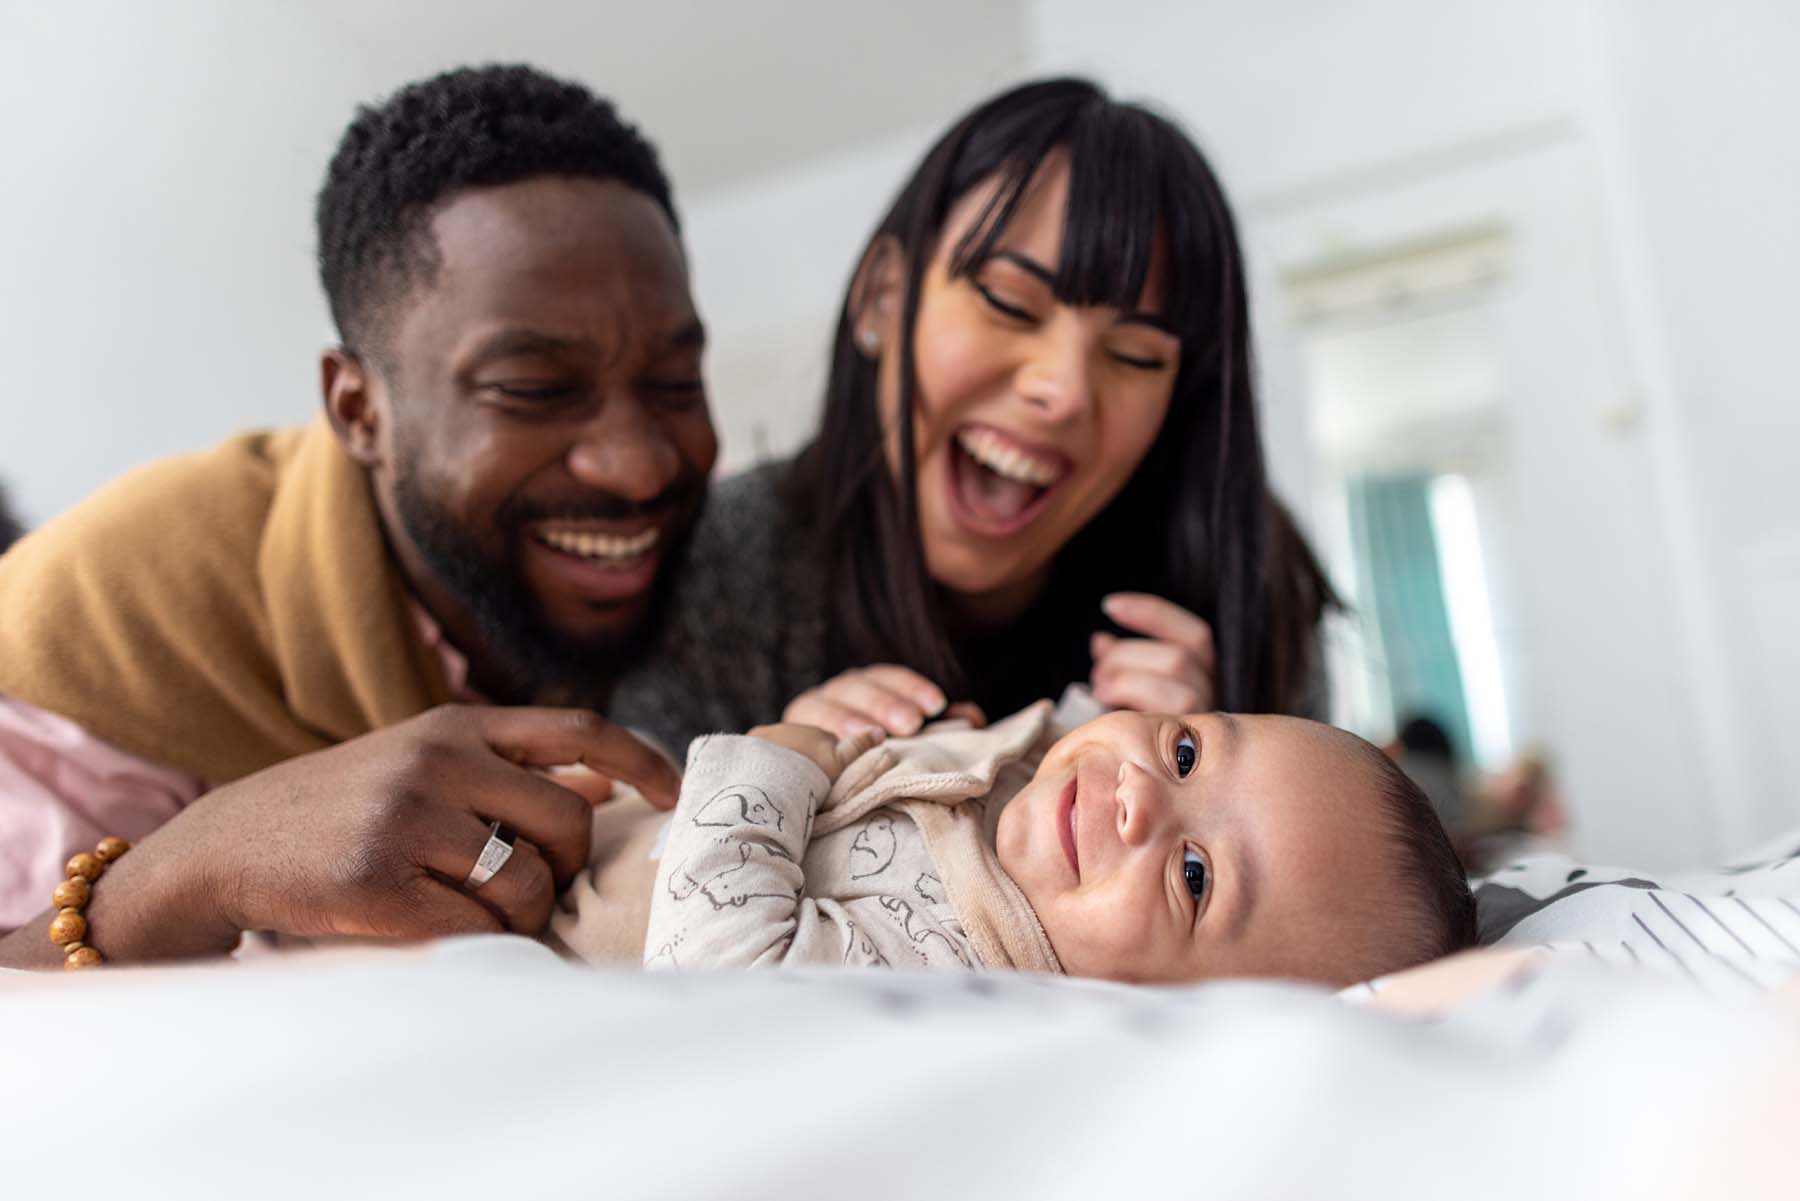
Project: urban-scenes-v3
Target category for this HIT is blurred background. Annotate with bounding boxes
[3,0,1795,869]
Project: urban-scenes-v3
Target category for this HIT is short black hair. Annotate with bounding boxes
[315,63,677,356]
[0,484,23,553]
[1363,739,1480,967]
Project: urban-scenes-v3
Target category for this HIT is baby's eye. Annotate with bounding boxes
[1182,848,1208,901]
[1174,729,1197,778]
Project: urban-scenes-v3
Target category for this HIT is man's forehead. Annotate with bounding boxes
[428,178,689,301]
[390,178,694,349]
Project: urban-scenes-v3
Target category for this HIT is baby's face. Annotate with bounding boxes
[995,711,1399,986]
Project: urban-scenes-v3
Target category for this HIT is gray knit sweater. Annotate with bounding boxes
[608,461,1327,759]
[608,462,825,758]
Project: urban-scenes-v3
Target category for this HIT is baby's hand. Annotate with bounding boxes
[748,723,885,782]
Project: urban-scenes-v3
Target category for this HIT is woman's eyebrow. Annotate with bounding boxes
[1116,312,1177,336]
[992,250,1175,334]
[993,249,1054,283]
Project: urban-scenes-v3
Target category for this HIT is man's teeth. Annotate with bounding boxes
[537,527,661,561]
[955,428,1063,487]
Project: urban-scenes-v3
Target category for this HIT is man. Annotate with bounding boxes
[0,65,705,967]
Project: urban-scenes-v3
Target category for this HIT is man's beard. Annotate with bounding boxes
[390,458,700,708]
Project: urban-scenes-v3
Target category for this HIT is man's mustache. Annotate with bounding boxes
[500,476,705,526]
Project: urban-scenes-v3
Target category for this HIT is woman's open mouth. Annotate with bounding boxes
[945,424,1069,538]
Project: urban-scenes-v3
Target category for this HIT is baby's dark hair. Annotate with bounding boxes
[1358,737,1479,969]
[315,62,676,360]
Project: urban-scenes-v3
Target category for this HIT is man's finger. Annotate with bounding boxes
[477,707,680,810]
[378,875,507,940]
[1101,593,1217,671]
[449,762,596,882]
[459,836,556,935]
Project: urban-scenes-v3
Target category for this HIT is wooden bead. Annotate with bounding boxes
[95,836,130,862]
[52,876,91,910]
[65,946,104,969]
[66,852,103,882]
[49,908,88,945]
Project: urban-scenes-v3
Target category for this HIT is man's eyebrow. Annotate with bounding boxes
[992,251,1176,336]
[466,329,589,362]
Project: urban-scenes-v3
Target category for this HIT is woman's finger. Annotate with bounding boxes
[1091,633,1204,685]
[783,693,888,741]
[942,701,987,728]
[1101,593,1217,672]
[1091,668,1206,716]
[791,673,930,735]
[855,665,949,717]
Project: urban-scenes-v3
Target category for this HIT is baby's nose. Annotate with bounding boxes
[1115,761,1168,846]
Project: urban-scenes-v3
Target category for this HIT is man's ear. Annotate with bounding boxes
[321,348,384,467]
[847,234,906,359]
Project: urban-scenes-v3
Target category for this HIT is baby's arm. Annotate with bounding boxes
[646,728,892,970]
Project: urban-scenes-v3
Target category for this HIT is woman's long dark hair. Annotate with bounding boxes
[787,77,1335,714]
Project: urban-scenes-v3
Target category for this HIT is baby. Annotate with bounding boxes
[553,699,1477,988]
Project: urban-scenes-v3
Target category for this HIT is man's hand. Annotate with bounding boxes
[748,723,885,783]
[23,705,681,964]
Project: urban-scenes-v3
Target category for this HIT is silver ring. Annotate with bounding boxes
[463,821,516,890]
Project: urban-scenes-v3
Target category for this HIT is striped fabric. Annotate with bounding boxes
[1473,828,1800,994]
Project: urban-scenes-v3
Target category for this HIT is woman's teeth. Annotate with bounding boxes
[536,526,661,563]
[955,428,1064,487]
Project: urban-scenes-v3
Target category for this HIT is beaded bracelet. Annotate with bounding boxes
[48,836,130,969]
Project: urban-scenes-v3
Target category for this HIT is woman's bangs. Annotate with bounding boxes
[946,104,1214,345]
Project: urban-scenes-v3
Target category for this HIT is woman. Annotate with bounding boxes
[611,77,1334,752]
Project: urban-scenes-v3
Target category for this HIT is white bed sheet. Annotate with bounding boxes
[2,935,1795,1200]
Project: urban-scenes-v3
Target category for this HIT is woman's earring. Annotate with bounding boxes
[858,328,881,355]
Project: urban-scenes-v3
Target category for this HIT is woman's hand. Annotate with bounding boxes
[1090,592,1218,715]
[782,665,983,739]
[748,724,886,783]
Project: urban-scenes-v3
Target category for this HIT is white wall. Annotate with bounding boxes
[1,2,352,526]
[1592,0,1800,856]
